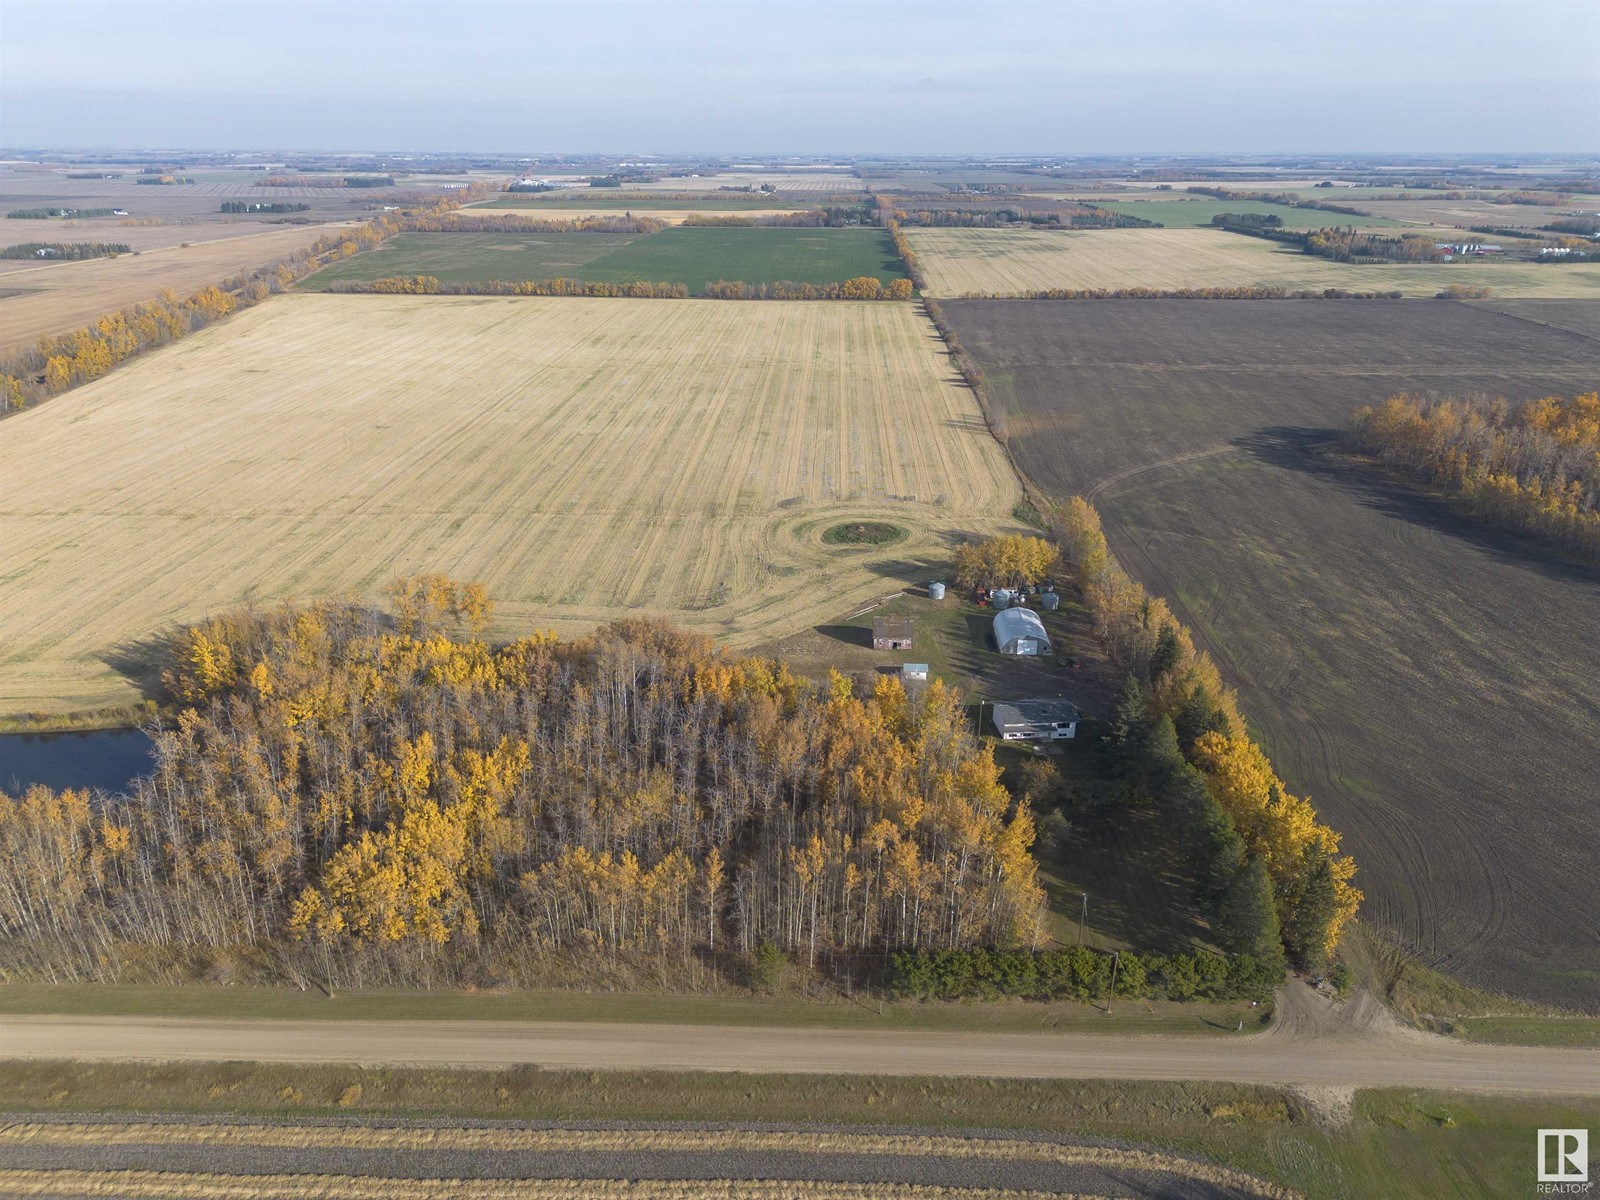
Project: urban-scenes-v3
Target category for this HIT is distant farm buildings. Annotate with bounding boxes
[901,662,929,683]
[993,607,1050,656]
[872,614,914,651]
[991,699,1079,741]
[1433,242,1503,257]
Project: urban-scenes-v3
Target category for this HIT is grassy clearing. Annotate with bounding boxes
[0,982,1253,1035]
[0,293,1020,716]
[1,1061,1594,1200]
[298,231,643,287]
[1088,198,1399,229]
[907,226,1600,298]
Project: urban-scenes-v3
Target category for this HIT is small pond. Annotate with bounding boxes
[0,728,155,795]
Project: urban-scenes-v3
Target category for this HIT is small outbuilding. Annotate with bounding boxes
[991,699,1080,741]
[872,614,914,650]
[901,662,929,683]
[993,607,1051,656]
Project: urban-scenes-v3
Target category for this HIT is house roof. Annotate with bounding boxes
[992,606,1049,647]
[992,699,1080,729]
[873,614,914,637]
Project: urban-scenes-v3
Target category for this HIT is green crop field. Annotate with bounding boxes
[302,227,907,293]
[299,231,644,288]
[577,226,906,290]
[1089,198,1400,228]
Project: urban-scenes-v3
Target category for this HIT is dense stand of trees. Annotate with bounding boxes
[888,944,1280,1002]
[1211,215,1446,263]
[0,242,130,261]
[952,534,1059,589]
[410,214,669,234]
[8,207,116,220]
[1055,500,1360,972]
[0,583,1044,985]
[1351,392,1600,559]
[1184,186,1365,218]
[882,204,1156,231]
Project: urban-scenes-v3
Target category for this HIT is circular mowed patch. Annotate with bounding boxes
[821,521,910,548]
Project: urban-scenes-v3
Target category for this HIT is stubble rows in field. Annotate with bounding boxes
[942,298,1600,1007]
[0,223,351,354]
[0,294,1019,714]
[906,227,1600,298]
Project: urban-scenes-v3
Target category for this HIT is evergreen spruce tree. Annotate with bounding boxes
[1285,847,1338,973]
[1215,856,1285,983]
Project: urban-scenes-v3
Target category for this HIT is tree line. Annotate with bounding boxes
[1210,215,1446,263]
[679,206,873,228]
[1053,500,1361,974]
[1184,186,1366,218]
[0,581,1045,986]
[0,242,130,261]
[1351,392,1600,559]
[888,945,1279,1002]
[8,207,116,220]
[0,182,503,415]
[410,213,669,234]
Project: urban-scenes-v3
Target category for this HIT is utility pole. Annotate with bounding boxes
[1077,892,1087,947]
[1106,950,1120,1016]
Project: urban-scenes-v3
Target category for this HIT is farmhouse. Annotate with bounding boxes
[991,699,1079,741]
[993,607,1050,656]
[872,614,914,650]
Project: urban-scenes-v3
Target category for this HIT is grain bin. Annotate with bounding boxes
[928,581,946,601]
[1039,590,1060,611]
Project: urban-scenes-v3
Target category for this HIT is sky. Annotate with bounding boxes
[2,0,1596,155]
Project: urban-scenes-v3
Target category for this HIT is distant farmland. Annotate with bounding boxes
[470,194,824,211]
[1086,198,1400,229]
[944,297,1600,1007]
[303,227,908,293]
[0,294,1020,715]
[907,227,1600,298]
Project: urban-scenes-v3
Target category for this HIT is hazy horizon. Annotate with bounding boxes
[3,0,1596,156]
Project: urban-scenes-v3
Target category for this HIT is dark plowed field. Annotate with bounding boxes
[943,298,1600,1007]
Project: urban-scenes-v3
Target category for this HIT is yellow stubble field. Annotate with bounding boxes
[906,227,1600,299]
[0,294,1021,714]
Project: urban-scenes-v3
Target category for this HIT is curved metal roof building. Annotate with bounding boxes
[993,607,1051,655]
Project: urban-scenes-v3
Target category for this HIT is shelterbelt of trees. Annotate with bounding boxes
[1352,391,1600,559]
[1055,502,1361,973]
[0,579,1046,986]
[0,181,504,415]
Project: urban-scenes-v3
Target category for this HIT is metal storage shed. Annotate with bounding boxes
[993,607,1051,656]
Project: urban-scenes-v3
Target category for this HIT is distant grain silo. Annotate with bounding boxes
[1039,590,1060,611]
[928,581,946,601]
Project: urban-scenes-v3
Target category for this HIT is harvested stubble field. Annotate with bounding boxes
[0,1123,1285,1200]
[0,294,1020,715]
[470,194,827,211]
[943,298,1600,1007]
[906,227,1600,298]
[0,223,349,354]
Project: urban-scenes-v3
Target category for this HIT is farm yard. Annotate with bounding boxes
[0,293,1020,715]
[942,297,1600,1007]
[304,226,909,292]
[906,227,1600,298]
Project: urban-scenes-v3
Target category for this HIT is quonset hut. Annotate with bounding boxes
[993,607,1051,656]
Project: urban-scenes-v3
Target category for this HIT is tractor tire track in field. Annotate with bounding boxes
[1085,445,1237,502]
